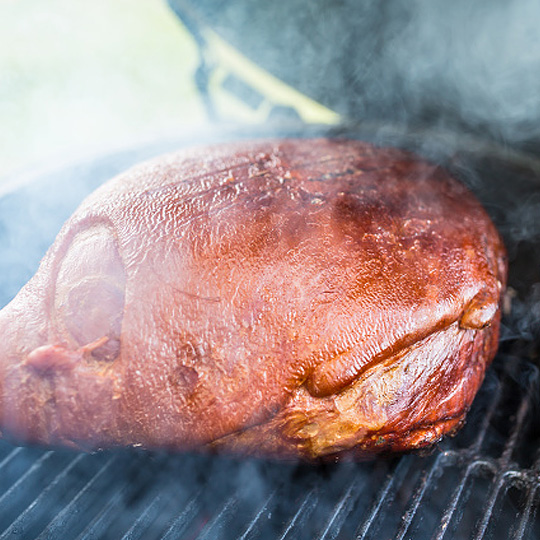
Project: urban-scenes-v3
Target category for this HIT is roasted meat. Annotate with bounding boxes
[0,139,507,460]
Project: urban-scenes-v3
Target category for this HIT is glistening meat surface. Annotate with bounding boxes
[0,139,507,460]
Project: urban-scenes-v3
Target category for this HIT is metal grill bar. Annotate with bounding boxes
[472,475,507,540]
[395,453,448,540]
[120,492,166,540]
[0,453,85,540]
[468,372,503,452]
[431,369,512,540]
[0,444,17,465]
[278,486,319,540]
[0,451,54,516]
[161,492,203,540]
[513,485,538,540]
[473,385,533,540]
[355,456,412,539]
[433,460,485,540]
[75,476,134,540]
[237,489,277,540]
[316,478,363,540]
[0,447,23,475]
[195,492,240,540]
[512,451,540,540]
[499,383,532,465]
[36,455,117,540]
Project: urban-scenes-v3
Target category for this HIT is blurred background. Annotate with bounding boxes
[5,0,540,186]
[0,0,340,184]
[0,0,206,180]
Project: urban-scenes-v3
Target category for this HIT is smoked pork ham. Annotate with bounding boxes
[0,139,506,460]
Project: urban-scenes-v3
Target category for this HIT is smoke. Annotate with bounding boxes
[184,0,540,151]
[351,0,540,146]
[381,0,540,144]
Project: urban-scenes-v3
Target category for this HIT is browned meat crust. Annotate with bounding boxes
[0,139,506,460]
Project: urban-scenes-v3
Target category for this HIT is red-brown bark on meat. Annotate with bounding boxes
[0,139,507,460]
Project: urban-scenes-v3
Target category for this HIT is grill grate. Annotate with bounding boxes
[0,352,539,539]
[1,130,539,539]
